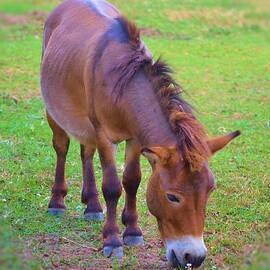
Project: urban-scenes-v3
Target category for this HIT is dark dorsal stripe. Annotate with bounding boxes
[92,18,132,83]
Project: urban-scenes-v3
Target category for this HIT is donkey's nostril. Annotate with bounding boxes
[184,252,191,262]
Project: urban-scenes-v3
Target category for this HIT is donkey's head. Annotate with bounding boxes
[142,131,240,269]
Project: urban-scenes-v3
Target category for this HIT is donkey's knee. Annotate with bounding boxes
[102,176,122,202]
[123,173,141,188]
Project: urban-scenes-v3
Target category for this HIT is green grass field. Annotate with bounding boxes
[0,0,269,269]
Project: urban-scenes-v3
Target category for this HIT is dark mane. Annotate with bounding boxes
[109,17,210,170]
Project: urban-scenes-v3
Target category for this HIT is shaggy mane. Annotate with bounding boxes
[110,17,210,170]
[145,60,211,170]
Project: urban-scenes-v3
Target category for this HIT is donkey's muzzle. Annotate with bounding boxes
[166,236,207,269]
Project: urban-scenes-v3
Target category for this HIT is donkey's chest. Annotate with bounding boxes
[94,98,133,144]
[101,126,131,144]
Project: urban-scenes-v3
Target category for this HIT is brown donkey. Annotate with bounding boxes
[41,0,240,268]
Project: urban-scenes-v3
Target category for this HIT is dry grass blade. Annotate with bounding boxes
[60,236,99,252]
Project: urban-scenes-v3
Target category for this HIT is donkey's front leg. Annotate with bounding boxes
[98,139,123,258]
[122,140,144,246]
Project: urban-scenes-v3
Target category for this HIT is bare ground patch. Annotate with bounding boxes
[0,11,48,26]
[248,0,270,11]
[166,8,270,29]
[166,8,246,26]
[28,233,169,269]
[141,27,191,40]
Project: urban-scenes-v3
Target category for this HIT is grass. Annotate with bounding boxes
[0,0,269,269]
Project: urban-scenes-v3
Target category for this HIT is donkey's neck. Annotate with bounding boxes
[123,70,177,147]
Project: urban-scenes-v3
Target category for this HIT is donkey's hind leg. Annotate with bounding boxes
[80,144,103,221]
[47,112,70,215]
[121,140,144,246]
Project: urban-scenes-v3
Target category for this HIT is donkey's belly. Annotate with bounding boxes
[43,90,96,145]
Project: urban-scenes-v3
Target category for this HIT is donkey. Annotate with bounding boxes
[41,0,240,268]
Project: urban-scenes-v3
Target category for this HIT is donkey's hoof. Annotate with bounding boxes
[123,236,144,246]
[48,208,65,216]
[84,212,104,221]
[103,246,123,258]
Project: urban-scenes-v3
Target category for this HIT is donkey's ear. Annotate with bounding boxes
[207,130,241,155]
[141,147,173,165]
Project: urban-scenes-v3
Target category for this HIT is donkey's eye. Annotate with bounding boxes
[166,193,180,203]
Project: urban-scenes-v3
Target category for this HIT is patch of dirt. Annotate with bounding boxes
[29,233,170,269]
[166,8,247,28]
[248,0,270,11]
[232,112,256,120]
[0,11,48,26]
[0,13,28,25]
[166,7,270,29]
[141,27,191,40]
[141,27,163,38]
